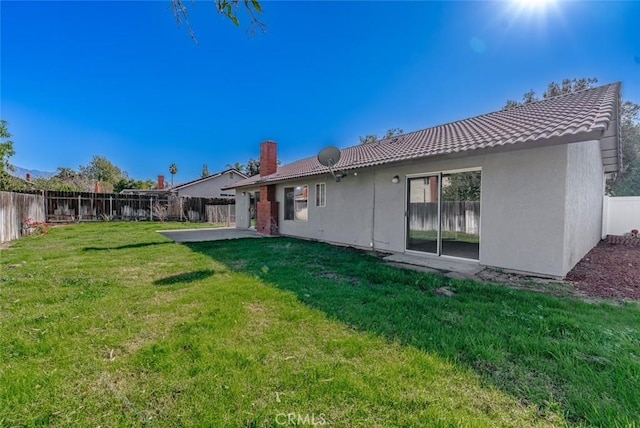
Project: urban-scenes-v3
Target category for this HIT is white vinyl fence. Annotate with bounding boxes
[602,195,640,237]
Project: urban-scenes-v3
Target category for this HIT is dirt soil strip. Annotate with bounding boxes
[566,236,640,301]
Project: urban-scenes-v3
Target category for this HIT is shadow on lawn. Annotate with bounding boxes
[154,269,216,286]
[183,238,640,427]
[84,241,173,251]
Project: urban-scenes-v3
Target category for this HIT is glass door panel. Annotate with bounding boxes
[440,171,481,260]
[406,176,439,253]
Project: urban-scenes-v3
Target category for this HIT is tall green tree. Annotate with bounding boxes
[359,128,404,145]
[169,163,179,186]
[245,158,260,176]
[79,155,127,193]
[611,101,640,195]
[0,120,16,190]
[503,78,640,195]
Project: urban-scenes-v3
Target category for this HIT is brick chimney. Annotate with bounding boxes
[429,176,438,202]
[260,140,278,176]
[26,173,31,182]
[158,175,165,190]
[257,140,279,235]
[94,182,102,193]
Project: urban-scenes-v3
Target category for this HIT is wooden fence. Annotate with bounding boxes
[0,191,235,243]
[41,191,234,223]
[206,204,236,226]
[409,201,480,234]
[0,191,46,243]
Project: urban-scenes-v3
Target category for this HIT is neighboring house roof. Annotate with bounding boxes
[227,82,621,189]
[173,168,248,191]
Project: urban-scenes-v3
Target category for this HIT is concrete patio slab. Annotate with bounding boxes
[383,253,483,276]
[157,227,264,243]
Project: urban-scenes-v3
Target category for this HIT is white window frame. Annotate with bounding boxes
[284,187,294,220]
[315,183,326,207]
[294,185,308,222]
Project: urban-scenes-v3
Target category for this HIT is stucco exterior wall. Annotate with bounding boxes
[275,174,375,247]
[562,140,604,275]
[235,192,251,229]
[480,145,568,277]
[176,171,243,198]
[237,141,605,278]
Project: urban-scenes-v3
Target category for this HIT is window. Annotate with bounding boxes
[284,185,308,221]
[294,185,308,221]
[315,183,326,207]
[284,187,294,220]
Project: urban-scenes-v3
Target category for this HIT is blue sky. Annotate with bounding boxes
[2,1,639,183]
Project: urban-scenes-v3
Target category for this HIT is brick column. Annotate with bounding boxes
[257,184,279,235]
[256,140,279,235]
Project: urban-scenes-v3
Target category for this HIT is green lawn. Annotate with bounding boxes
[409,229,480,244]
[1,223,638,427]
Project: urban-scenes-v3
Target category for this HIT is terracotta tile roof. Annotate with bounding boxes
[228,82,620,189]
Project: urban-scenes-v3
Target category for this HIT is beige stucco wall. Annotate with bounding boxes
[479,145,568,277]
[275,174,375,247]
[177,171,243,198]
[562,140,604,275]
[237,141,604,278]
[235,191,251,229]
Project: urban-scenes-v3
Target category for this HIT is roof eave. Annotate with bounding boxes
[226,132,612,190]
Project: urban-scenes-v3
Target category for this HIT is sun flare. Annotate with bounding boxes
[513,0,556,11]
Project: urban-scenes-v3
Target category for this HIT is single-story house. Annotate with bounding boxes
[224,83,621,278]
[172,169,247,199]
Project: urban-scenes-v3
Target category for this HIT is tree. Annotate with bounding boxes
[169,163,178,186]
[611,101,640,195]
[543,78,598,99]
[359,128,404,145]
[503,78,599,110]
[201,164,211,178]
[79,155,126,193]
[113,178,156,193]
[442,171,481,202]
[246,158,260,176]
[504,78,640,195]
[226,162,245,174]
[0,120,16,190]
[47,167,91,191]
[170,0,264,42]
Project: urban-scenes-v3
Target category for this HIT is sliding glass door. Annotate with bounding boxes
[407,175,439,253]
[406,170,480,260]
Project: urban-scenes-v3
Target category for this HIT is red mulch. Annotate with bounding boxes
[566,236,640,301]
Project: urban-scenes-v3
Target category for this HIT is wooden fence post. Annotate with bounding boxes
[150,197,153,221]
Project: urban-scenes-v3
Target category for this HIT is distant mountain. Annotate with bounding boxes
[10,165,55,180]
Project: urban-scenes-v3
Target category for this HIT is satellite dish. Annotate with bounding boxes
[317,146,345,182]
[317,146,341,168]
